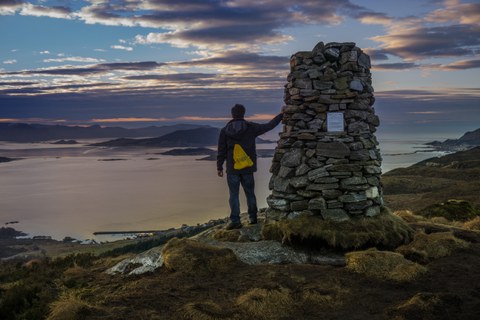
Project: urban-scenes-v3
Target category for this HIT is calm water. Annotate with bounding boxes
[0,136,448,240]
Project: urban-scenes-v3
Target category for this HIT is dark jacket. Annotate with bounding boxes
[217,113,283,174]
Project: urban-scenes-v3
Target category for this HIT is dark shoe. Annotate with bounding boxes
[248,219,258,225]
[225,222,242,230]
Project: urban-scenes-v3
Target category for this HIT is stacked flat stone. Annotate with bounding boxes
[266,41,383,222]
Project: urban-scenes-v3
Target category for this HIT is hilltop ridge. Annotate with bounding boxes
[382,147,480,211]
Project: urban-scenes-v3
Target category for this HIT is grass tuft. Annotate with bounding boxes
[394,210,425,223]
[396,231,469,263]
[183,300,232,320]
[389,292,462,320]
[161,238,241,274]
[300,283,349,310]
[211,229,241,242]
[262,212,414,250]
[236,287,294,320]
[47,292,97,320]
[463,216,480,231]
[345,249,427,282]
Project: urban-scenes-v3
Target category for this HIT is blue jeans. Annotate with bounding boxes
[227,173,258,224]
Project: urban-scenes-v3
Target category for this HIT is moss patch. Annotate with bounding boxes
[417,199,480,222]
[345,249,427,282]
[396,232,469,263]
[161,238,241,274]
[262,213,413,250]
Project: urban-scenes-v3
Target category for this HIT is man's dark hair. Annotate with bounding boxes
[231,104,246,119]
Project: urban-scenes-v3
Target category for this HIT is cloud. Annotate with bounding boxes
[426,1,480,25]
[3,59,17,65]
[0,81,37,86]
[363,49,390,61]
[173,51,288,71]
[0,0,22,15]
[433,58,480,70]
[90,113,278,123]
[356,12,394,26]
[91,117,168,123]
[1,0,389,53]
[373,62,419,70]
[76,0,377,50]
[0,1,74,19]
[373,87,480,132]
[4,61,164,76]
[371,24,480,61]
[123,73,218,81]
[367,1,480,62]
[0,117,67,124]
[39,50,50,55]
[407,111,446,115]
[111,45,133,51]
[19,3,74,19]
[43,57,106,63]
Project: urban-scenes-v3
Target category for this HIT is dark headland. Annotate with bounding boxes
[426,127,480,151]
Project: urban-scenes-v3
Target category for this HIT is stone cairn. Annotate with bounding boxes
[266,41,383,222]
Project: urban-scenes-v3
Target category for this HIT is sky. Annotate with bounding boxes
[0,0,479,136]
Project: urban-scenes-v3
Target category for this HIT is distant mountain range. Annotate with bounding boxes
[91,127,273,147]
[0,123,209,142]
[427,128,480,151]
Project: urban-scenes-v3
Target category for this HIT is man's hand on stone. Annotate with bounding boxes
[217,170,224,177]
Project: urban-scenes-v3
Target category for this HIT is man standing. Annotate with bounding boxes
[217,104,283,229]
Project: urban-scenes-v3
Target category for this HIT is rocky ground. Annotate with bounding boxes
[1,208,480,320]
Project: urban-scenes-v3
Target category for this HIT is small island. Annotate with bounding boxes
[0,157,17,163]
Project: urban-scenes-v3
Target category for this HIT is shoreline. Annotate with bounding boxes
[0,217,227,261]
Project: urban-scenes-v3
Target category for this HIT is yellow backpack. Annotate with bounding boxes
[233,144,254,170]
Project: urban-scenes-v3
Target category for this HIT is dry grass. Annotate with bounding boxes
[389,292,462,320]
[345,249,427,282]
[428,217,458,226]
[463,216,480,230]
[161,238,241,274]
[300,283,349,310]
[183,300,234,320]
[394,210,425,223]
[262,212,414,250]
[211,229,241,242]
[396,231,469,263]
[236,287,294,320]
[47,292,98,320]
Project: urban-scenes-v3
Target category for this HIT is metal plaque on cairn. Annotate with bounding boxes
[267,41,383,222]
